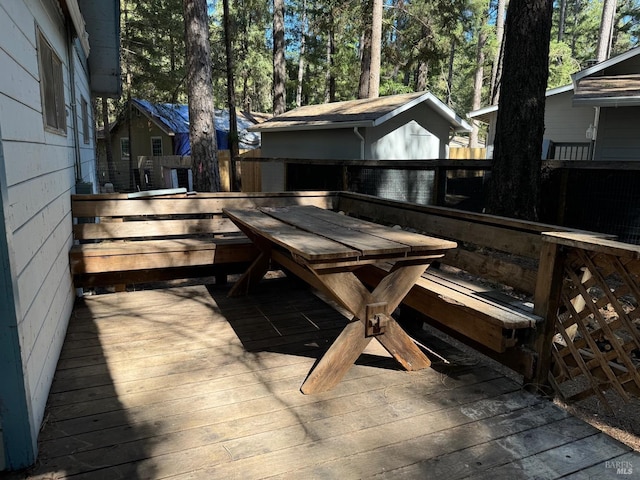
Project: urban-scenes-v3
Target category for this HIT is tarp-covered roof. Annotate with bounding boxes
[249,91,471,133]
[132,99,263,154]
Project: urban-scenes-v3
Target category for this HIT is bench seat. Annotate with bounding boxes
[357,262,542,353]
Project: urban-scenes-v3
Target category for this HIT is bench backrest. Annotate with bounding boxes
[71,191,339,242]
[337,192,592,295]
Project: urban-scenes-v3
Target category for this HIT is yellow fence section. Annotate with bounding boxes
[449,147,486,159]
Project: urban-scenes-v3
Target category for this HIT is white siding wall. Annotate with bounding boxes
[594,107,640,160]
[370,120,438,159]
[369,105,453,159]
[0,0,86,463]
[483,91,593,156]
[543,90,594,144]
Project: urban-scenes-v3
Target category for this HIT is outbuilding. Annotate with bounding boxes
[249,91,471,192]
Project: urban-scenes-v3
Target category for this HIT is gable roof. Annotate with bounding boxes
[468,47,640,122]
[249,92,471,133]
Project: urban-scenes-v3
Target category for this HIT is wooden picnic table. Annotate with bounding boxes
[223,205,457,394]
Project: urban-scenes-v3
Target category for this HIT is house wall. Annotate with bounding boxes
[594,106,640,160]
[0,0,94,469]
[543,90,594,145]
[482,90,593,158]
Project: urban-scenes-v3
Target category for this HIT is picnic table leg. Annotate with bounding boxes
[300,320,372,394]
[228,251,270,297]
[300,263,432,394]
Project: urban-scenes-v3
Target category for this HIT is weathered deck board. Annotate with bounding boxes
[10,277,637,479]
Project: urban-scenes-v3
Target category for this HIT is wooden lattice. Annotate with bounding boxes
[549,246,640,406]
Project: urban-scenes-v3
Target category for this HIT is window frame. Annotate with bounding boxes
[120,137,130,159]
[36,27,66,135]
[151,136,163,157]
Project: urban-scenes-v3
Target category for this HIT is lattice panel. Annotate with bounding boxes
[549,247,640,407]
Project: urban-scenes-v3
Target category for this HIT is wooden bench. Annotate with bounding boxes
[70,190,639,402]
[337,192,608,378]
[69,190,338,289]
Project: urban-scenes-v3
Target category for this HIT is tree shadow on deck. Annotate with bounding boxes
[8,296,160,479]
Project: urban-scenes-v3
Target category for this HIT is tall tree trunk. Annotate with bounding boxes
[223,0,239,191]
[469,29,487,148]
[358,0,373,99]
[101,97,117,185]
[296,0,307,107]
[273,0,286,115]
[557,0,567,41]
[325,20,336,103]
[369,0,383,98]
[487,0,553,220]
[446,39,456,106]
[596,0,617,61]
[416,60,428,91]
[183,0,220,192]
[490,0,507,104]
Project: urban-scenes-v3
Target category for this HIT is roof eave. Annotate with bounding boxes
[572,96,640,107]
[572,47,640,82]
[248,120,374,133]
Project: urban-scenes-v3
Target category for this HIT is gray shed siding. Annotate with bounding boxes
[594,107,640,160]
[0,0,98,469]
[260,128,362,159]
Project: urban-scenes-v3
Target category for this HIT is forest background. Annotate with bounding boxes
[112,0,640,141]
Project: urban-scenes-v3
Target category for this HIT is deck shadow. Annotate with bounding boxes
[7,296,160,479]
[205,275,465,376]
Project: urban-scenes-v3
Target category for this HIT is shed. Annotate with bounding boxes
[469,47,640,161]
[249,91,471,192]
[101,99,263,191]
[0,0,120,470]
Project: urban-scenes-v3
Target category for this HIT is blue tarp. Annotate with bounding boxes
[132,99,261,155]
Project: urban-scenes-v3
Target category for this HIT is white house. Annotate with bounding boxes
[0,0,120,470]
[468,47,640,161]
[249,91,471,192]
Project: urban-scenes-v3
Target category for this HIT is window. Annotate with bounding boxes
[37,28,66,134]
[151,137,163,156]
[81,98,90,144]
[121,137,130,158]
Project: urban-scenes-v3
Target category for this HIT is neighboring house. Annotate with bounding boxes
[100,99,263,191]
[248,91,472,192]
[468,47,640,160]
[0,0,120,470]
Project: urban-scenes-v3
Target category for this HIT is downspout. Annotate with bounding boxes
[589,106,600,160]
[353,127,365,160]
[67,23,82,182]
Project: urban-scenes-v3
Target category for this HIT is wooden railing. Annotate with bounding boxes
[533,232,640,406]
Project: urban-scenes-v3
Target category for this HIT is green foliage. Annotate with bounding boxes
[118,0,640,123]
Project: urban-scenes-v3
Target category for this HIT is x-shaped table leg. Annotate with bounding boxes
[298,261,433,394]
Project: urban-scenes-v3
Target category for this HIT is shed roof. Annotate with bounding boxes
[249,91,471,133]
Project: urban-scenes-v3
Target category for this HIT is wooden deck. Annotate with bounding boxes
[11,276,638,479]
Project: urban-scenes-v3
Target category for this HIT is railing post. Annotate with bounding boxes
[432,166,447,206]
[529,236,565,393]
